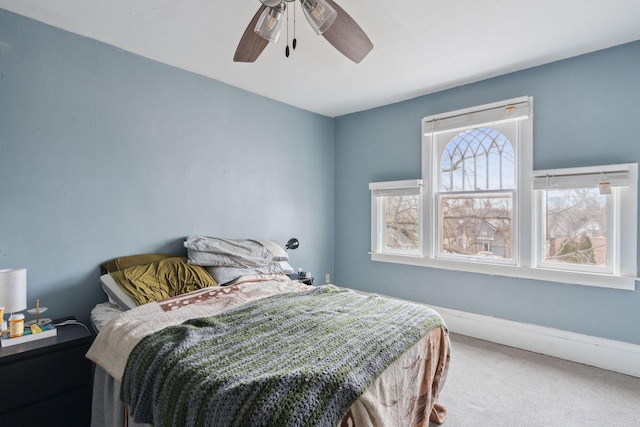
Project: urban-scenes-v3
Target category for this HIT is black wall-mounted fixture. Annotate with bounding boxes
[285,238,299,250]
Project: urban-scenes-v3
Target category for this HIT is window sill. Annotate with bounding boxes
[370,253,636,291]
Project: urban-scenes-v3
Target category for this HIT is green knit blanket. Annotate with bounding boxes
[121,285,446,427]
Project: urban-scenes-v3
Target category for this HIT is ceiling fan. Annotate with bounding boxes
[234,0,373,63]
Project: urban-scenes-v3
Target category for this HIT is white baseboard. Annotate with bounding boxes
[431,304,640,378]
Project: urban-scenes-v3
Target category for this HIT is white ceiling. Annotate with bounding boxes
[1,0,640,117]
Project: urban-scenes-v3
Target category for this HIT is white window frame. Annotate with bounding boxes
[370,96,638,290]
[369,179,423,256]
[532,163,637,279]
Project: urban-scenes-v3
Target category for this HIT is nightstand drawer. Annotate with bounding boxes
[0,319,93,426]
[0,386,91,427]
[0,344,91,413]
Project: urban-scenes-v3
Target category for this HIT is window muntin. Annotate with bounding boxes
[440,127,515,192]
[434,122,518,263]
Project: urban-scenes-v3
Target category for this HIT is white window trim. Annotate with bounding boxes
[369,179,423,256]
[370,252,636,290]
[422,96,534,269]
[532,163,638,279]
[369,96,638,291]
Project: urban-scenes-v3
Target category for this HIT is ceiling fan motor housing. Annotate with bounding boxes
[259,0,284,7]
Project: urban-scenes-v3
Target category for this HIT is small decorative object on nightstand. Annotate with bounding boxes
[0,317,93,426]
[1,299,58,347]
[288,272,315,286]
[26,298,53,326]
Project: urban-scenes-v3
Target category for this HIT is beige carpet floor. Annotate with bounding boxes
[431,333,640,426]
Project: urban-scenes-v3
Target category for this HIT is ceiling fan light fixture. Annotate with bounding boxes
[236,0,372,63]
[255,5,285,43]
[300,0,337,35]
[259,0,284,7]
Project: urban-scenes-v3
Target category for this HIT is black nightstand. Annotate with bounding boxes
[287,273,315,286]
[0,317,94,427]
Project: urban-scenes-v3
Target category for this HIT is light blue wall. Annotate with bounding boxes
[334,41,640,345]
[3,8,639,346]
[0,10,334,326]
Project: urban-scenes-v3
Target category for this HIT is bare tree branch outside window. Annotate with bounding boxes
[384,195,419,251]
[543,188,607,267]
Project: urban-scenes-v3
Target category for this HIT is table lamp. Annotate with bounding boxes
[0,268,27,331]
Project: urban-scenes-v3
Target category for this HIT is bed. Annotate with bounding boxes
[86,237,450,427]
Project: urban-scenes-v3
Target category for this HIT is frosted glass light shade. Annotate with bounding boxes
[300,0,337,34]
[255,6,285,43]
[0,268,27,313]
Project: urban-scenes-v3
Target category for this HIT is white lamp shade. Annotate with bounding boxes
[0,268,27,313]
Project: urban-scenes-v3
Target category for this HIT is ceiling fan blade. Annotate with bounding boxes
[234,5,270,63]
[321,0,373,63]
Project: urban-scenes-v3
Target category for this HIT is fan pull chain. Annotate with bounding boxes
[284,2,297,58]
[285,3,290,57]
[292,2,297,50]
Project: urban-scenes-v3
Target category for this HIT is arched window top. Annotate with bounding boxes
[440,127,515,191]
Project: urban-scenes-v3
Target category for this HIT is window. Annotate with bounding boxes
[370,180,422,256]
[423,97,532,265]
[370,96,638,290]
[533,164,637,277]
[436,124,516,263]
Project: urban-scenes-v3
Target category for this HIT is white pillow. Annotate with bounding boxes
[256,240,289,261]
[205,260,294,286]
[278,260,295,273]
[100,273,138,310]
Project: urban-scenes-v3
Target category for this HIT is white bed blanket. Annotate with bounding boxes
[87,275,306,382]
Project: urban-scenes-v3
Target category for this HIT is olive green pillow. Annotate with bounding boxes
[110,257,217,306]
[100,253,173,275]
